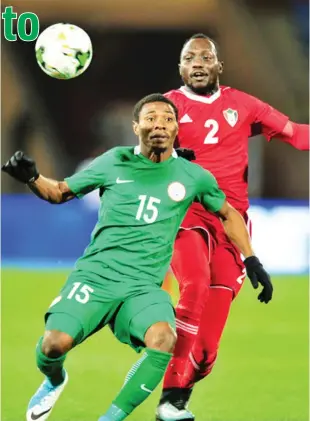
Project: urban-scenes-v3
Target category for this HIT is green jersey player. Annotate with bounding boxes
[2,93,271,421]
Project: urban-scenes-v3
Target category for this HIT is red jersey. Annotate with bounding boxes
[165,86,289,213]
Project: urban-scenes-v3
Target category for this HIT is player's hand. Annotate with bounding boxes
[244,256,273,304]
[175,148,196,161]
[2,151,39,183]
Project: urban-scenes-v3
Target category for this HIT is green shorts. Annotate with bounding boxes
[45,271,175,352]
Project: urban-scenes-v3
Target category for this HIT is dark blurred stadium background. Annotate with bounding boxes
[1,0,309,272]
[1,1,309,420]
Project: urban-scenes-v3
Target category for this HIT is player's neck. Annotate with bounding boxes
[139,145,173,163]
[185,83,220,96]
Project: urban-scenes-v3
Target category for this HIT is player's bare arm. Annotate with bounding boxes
[1,151,75,204]
[28,176,74,204]
[217,200,254,258]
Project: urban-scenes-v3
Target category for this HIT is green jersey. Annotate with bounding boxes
[65,146,225,290]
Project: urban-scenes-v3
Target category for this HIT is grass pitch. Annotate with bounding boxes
[2,270,308,421]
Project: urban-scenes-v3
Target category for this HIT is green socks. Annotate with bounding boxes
[36,337,171,419]
[111,348,172,416]
[36,337,66,386]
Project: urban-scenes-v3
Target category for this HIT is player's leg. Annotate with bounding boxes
[161,246,245,421]
[157,245,245,421]
[27,317,76,421]
[27,274,118,421]
[156,288,234,421]
[190,214,250,381]
[98,289,177,421]
[155,229,210,420]
[187,245,246,386]
[163,229,211,390]
[183,286,234,388]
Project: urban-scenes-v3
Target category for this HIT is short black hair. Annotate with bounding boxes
[181,33,220,58]
[133,93,178,122]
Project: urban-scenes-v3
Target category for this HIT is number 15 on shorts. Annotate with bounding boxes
[50,282,94,308]
[67,282,94,304]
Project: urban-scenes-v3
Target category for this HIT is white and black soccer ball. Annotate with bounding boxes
[35,23,93,80]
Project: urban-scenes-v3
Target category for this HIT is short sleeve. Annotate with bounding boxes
[65,152,111,198]
[196,169,226,213]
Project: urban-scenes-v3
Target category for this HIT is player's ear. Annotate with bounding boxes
[218,61,224,74]
[132,121,139,136]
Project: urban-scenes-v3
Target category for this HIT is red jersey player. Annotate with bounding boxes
[156,34,309,421]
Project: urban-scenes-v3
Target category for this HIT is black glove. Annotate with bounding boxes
[2,151,39,183]
[244,256,273,304]
[175,148,196,161]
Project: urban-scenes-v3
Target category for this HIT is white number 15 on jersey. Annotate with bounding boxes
[136,195,161,224]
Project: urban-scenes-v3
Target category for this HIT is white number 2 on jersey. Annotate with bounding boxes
[204,119,219,144]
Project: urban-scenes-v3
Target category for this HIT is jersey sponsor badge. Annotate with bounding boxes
[168,182,186,202]
[223,108,238,127]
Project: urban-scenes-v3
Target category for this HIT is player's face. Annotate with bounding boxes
[133,102,178,153]
[179,38,223,94]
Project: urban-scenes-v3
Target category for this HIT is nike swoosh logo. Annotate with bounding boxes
[140,384,152,393]
[30,407,52,420]
[116,177,134,184]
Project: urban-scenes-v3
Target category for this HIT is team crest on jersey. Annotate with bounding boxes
[223,108,238,127]
[168,182,186,202]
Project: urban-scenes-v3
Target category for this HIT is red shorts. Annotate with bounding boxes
[178,203,250,297]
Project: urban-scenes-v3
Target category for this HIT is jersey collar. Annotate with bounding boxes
[178,85,221,104]
[134,145,178,158]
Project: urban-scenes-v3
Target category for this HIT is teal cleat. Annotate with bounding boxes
[26,370,68,421]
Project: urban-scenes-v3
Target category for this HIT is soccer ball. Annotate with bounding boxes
[35,23,93,80]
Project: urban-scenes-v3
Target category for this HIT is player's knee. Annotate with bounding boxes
[200,334,220,357]
[42,330,74,358]
[144,322,177,353]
